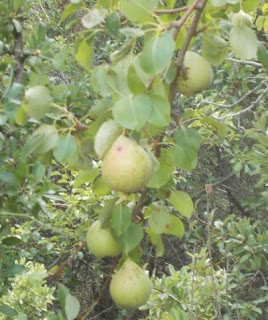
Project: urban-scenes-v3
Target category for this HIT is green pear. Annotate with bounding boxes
[110,259,152,309]
[102,135,153,193]
[177,51,213,96]
[94,120,122,159]
[86,220,121,258]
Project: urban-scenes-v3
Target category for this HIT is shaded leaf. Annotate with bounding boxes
[140,30,175,75]
[110,204,132,236]
[149,95,170,127]
[113,222,143,254]
[54,133,77,162]
[1,236,22,246]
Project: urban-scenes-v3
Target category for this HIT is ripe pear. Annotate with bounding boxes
[177,51,213,96]
[110,259,152,309]
[102,135,153,193]
[86,220,121,258]
[94,120,122,159]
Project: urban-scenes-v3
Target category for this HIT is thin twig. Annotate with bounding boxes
[226,58,262,67]
[77,256,120,320]
[48,242,86,278]
[154,6,188,15]
[206,191,222,320]
[132,187,149,220]
[217,85,268,119]
[204,80,267,108]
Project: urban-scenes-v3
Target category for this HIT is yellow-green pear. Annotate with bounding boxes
[94,120,122,159]
[86,220,121,258]
[102,135,153,193]
[110,259,152,309]
[177,51,213,96]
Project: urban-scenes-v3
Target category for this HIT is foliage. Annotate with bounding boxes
[0,0,267,319]
[0,260,55,319]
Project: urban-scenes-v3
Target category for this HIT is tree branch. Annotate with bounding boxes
[169,0,208,104]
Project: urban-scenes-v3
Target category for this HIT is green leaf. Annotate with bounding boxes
[0,305,17,317]
[23,85,53,119]
[146,229,164,257]
[113,94,152,130]
[147,205,171,234]
[127,64,147,95]
[120,0,158,23]
[96,0,119,8]
[170,145,198,172]
[81,9,107,29]
[140,30,175,75]
[110,204,132,236]
[169,191,194,218]
[165,215,185,238]
[61,3,84,21]
[91,65,113,96]
[257,41,268,70]
[1,236,22,246]
[171,128,201,172]
[230,25,258,60]
[21,134,44,159]
[15,105,27,125]
[93,176,111,195]
[75,38,93,70]
[58,284,70,311]
[149,95,170,127]
[174,128,201,151]
[53,45,68,70]
[241,0,259,12]
[0,171,18,185]
[65,294,80,320]
[200,117,227,138]
[113,222,143,254]
[202,32,228,66]
[147,149,175,188]
[3,264,25,278]
[32,125,59,154]
[54,133,77,162]
[73,169,99,187]
[105,13,120,38]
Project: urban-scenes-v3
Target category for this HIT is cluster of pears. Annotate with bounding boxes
[177,51,213,96]
[86,220,152,309]
[94,119,153,193]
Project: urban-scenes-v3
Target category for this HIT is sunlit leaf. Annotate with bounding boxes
[169,191,194,218]
[113,94,152,130]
